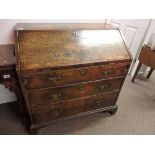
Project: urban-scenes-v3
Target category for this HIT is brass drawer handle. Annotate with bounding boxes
[50,92,62,100]
[95,99,105,106]
[49,76,61,84]
[78,85,84,91]
[53,110,59,116]
[79,68,87,75]
[99,84,109,91]
[102,70,113,76]
[53,109,62,116]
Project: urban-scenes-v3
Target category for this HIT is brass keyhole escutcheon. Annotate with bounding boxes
[79,68,87,75]
[99,84,108,91]
[102,70,112,76]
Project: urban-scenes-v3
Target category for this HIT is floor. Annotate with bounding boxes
[0,73,155,135]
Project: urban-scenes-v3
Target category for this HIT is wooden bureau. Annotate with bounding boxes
[15,23,132,133]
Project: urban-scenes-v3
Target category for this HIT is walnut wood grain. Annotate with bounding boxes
[22,62,130,90]
[27,77,123,108]
[15,23,132,134]
[32,92,118,123]
[16,24,131,73]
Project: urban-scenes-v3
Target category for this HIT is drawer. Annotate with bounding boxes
[22,62,129,90]
[32,92,118,123]
[27,77,123,108]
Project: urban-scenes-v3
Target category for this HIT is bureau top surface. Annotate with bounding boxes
[0,44,16,67]
[16,23,131,71]
[15,23,114,31]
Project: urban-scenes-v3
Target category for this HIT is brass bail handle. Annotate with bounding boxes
[78,85,84,91]
[102,70,112,76]
[53,108,63,116]
[49,76,61,84]
[99,84,108,91]
[51,92,62,100]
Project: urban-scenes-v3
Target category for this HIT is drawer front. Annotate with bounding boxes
[32,92,118,123]
[23,62,129,90]
[27,77,123,108]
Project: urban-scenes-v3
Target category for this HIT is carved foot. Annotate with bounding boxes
[108,108,118,115]
[27,125,39,135]
[99,106,118,115]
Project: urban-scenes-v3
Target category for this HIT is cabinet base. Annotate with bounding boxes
[28,105,118,134]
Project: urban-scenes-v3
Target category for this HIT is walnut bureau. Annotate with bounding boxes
[15,23,132,134]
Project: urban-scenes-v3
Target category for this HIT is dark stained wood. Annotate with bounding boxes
[132,45,155,82]
[147,68,153,79]
[23,62,130,90]
[31,105,118,132]
[32,92,118,123]
[27,77,123,108]
[139,46,155,69]
[131,62,142,82]
[0,44,16,67]
[15,23,132,133]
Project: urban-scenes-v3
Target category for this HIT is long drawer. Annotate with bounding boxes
[22,62,129,90]
[27,77,123,108]
[32,92,118,123]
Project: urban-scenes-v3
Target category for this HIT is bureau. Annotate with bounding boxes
[15,23,132,134]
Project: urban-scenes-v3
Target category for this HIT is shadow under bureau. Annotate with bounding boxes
[15,23,132,134]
